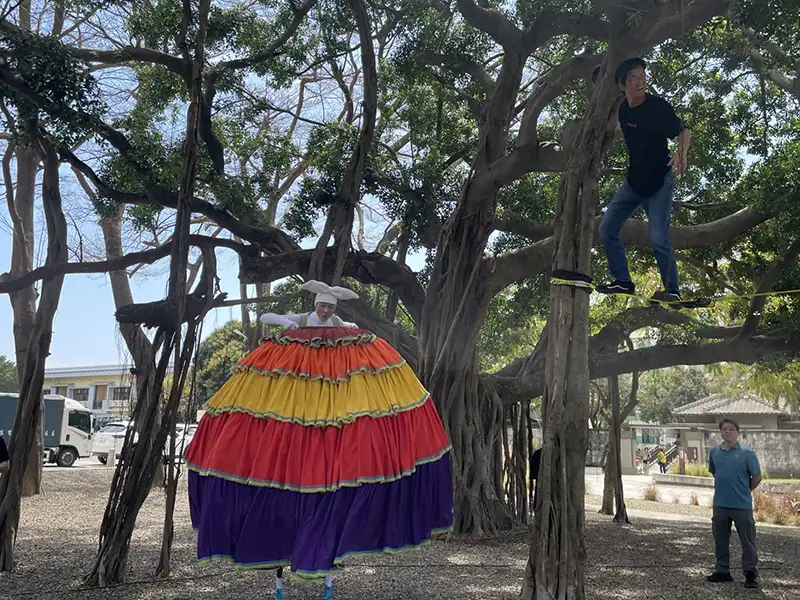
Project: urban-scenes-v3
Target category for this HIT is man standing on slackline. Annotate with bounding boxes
[597,57,692,305]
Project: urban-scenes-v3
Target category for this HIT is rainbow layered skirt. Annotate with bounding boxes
[186,327,454,577]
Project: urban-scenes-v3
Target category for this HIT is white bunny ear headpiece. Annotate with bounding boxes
[300,280,359,306]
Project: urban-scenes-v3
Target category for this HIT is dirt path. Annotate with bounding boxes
[1,470,797,600]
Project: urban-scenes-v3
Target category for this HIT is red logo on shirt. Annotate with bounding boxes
[627,122,638,128]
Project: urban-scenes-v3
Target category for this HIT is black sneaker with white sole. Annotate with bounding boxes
[596,280,635,295]
[706,572,734,583]
[650,291,682,307]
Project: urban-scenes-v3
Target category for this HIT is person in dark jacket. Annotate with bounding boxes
[0,436,9,475]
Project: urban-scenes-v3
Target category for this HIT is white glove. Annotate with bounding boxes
[285,321,299,330]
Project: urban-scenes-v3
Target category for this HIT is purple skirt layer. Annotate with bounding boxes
[189,454,453,577]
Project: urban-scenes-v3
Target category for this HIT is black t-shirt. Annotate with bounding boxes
[619,94,683,197]
[0,436,9,463]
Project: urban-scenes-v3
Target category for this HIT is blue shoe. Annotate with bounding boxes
[324,584,333,600]
[276,590,285,600]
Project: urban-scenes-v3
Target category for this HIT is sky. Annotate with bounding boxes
[0,216,428,369]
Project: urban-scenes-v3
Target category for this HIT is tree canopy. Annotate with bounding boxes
[0,357,18,394]
[1,1,800,585]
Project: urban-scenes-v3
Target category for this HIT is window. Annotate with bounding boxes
[99,424,127,434]
[112,387,131,402]
[71,388,89,404]
[68,411,92,435]
[93,385,107,410]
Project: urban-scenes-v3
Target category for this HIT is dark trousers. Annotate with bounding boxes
[659,462,667,473]
[712,507,758,575]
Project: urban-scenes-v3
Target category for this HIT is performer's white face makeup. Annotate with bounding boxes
[315,302,336,322]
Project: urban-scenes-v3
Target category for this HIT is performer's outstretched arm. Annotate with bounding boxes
[259,313,302,329]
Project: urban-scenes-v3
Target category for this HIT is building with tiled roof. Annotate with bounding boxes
[671,393,790,430]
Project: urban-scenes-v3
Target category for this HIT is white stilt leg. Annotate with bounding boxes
[276,567,285,600]
[324,574,334,600]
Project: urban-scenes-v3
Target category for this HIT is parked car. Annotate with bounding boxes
[93,420,198,465]
[163,423,198,464]
[92,421,136,464]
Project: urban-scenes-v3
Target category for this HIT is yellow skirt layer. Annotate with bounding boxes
[204,363,430,427]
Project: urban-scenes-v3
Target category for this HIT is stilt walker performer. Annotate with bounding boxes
[186,280,454,599]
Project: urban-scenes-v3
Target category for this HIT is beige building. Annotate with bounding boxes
[43,364,136,419]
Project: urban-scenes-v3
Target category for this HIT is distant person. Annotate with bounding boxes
[706,418,762,589]
[597,57,691,305]
[530,447,543,513]
[657,448,667,473]
[0,436,9,475]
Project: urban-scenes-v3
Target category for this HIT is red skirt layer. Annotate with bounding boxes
[239,328,404,382]
[186,399,451,492]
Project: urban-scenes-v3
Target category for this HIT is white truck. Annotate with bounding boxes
[0,393,95,467]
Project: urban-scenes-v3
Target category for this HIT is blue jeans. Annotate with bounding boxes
[599,171,679,293]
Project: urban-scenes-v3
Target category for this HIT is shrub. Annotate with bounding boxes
[672,493,681,504]
[643,484,661,502]
[669,461,712,477]
[689,491,700,506]
[754,490,800,526]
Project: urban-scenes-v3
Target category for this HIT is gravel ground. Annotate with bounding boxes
[0,470,798,600]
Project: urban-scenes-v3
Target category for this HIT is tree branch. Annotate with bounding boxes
[454,0,522,49]
[493,211,553,242]
[414,51,495,94]
[239,247,426,324]
[515,53,603,149]
[489,205,768,292]
[0,235,247,294]
[214,0,317,73]
[521,12,609,54]
[491,335,797,406]
[59,148,298,254]
[0,19,189,76]
[632,0,730,50]
[737,237,800,338]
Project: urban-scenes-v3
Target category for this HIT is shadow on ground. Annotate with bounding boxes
[1,471,797,600]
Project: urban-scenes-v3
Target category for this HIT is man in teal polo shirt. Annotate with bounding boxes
[706,418,762,589]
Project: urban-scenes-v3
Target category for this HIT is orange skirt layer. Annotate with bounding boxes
[186,399,451,492]
[240,328,404,382]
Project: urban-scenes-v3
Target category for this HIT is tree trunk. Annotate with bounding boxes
[599,440,614,515]
[384,229,408,322]
[99,212,158,488]
[418,50,526,536]
[3,0,42,502]
[307,0,376,290]
[85,340,172,587]
[417,185,513,534]
[0,133,68,570]
[522,54,623,599]
[608,377,629,524]
[8,142,41,498]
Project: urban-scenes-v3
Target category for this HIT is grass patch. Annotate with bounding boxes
[670,462,712,477]
[689,491,700,506]
[671,493,681,504]
[643,483,661,502]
